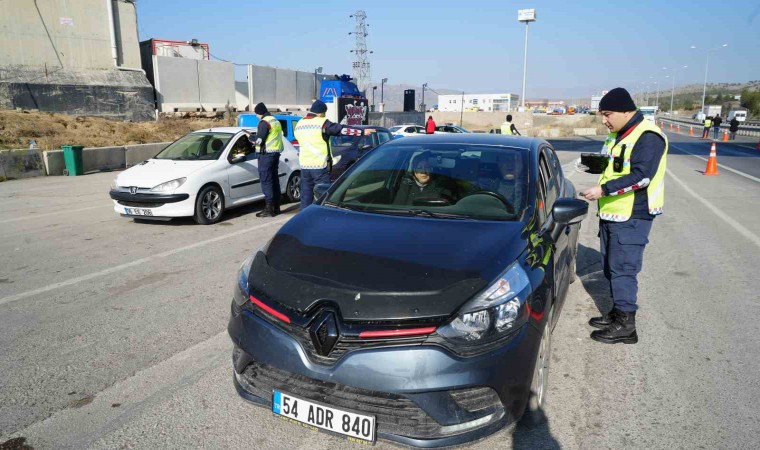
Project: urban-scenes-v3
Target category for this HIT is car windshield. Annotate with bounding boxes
[154,132,233,160]
[389,126,402,133]
[324,142,530,221]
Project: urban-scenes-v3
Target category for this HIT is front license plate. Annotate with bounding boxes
[272,390,376,444]
[124,207,153,216]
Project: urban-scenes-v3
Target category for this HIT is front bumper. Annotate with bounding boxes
[109,190,195,218]
[228,309,541,448]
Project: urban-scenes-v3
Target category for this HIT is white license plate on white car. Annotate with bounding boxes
[124,207,153,216]
[272,390,376,444]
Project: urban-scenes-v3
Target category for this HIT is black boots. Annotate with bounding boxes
[588,309,618,329]
[590,310,638,344]
[256,203,277,218]
[274,200,281,215]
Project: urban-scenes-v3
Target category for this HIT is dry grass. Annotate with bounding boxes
[0,110,236,150]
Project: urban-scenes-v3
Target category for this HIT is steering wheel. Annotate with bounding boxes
[466,190,515,215]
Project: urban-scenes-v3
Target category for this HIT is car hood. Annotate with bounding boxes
[252,206,528,320]
[117,159,215,188]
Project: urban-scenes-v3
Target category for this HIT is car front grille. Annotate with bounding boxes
[238,361,501,439]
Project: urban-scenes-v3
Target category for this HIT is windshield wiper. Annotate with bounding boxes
[323,201,364,211]
[372,209,474,220]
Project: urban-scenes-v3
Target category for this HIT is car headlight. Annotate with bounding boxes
[232,254,254,308]
[110,178,118,190]
[437,261,531,345]
[151,177,186,192]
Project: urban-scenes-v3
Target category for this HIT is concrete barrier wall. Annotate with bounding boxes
[430,111,534,133]
[0,149,46,180]
[125,142,171,167]
[82,146,125,173]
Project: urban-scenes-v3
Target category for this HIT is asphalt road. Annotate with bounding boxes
[1,133,759,449]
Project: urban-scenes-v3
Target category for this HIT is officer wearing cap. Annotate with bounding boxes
[246,102,284,217]
[579,87,668,344]
[294,99,374,209]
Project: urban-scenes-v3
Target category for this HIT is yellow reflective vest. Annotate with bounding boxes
[294,116,330,169]
[598,119,668,222]
[704,119,712,128]
[261,115,284,153]
[500,122,515,135]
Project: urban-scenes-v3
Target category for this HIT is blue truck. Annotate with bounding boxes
[237,113,302,147]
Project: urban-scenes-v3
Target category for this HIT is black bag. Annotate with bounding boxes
[580,153,609,174]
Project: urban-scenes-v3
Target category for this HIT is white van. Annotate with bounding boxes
[728,110,747,122]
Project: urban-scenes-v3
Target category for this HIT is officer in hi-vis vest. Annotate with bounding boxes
[246,102,284,217]
[294,100,374,210]
[500,114,521,136]
[579,88,667,345]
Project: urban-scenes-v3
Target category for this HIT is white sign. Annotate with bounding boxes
[518,9,536,22]
[59,17,74,26]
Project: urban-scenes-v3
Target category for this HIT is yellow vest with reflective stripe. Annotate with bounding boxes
[500,122,515,135]
[704,119,712,128]
[262,115,283,153]
[294,116,329,169]
[597,119,668,222]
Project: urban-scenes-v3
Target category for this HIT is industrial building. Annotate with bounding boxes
[437,93,519,112]
[0,0,155,121]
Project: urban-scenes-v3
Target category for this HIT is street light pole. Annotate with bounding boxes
[314,66,323,100]
[663,65,687,114]
[691,44,727,114]
[422,83,427,112]
[381,77,387,104]
[517,9,536,111]
[372,86,377,111]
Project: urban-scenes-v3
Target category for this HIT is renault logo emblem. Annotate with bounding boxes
[309,312,339,356]
[130,186,138,194]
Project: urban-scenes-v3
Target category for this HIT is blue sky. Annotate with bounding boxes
[136,0,760,99]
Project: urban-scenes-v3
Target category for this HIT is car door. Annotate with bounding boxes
[227,134,261,199]
[539,146,571,316]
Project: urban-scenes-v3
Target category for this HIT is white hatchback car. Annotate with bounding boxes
[388,124,431,137]
[109,127,301,224]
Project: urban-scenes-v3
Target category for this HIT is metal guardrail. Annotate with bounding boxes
[657,117,760,138]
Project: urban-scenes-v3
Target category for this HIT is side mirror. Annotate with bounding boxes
[552,198,588,225]
[230,154,247,164]
[314,183,331,202]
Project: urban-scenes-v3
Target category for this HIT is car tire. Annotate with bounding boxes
[525,307,553,424]
[194,185,224,225]
[285,171,301,203]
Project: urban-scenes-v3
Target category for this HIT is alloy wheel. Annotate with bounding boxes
[288,174,301,201]
[202,191,222,220]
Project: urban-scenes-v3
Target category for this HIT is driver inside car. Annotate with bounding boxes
[393,152,452,205]
[477,152,523,211]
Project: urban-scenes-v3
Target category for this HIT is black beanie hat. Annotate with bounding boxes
[598,88,636,112]
[254,102,268,115]
[310,100,328,114]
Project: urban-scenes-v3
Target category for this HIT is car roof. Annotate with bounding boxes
[191,127,247,133]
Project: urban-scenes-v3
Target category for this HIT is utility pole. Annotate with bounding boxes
[349,11,373,94]
[517,9,536,111]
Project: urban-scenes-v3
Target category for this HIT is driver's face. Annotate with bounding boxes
[497,157,515,180]
[413,160,431,184]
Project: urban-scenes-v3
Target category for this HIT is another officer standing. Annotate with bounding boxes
[500,114,521,136]
[248,102,284,217]
[293,100,374,209]
[579,88,668,345]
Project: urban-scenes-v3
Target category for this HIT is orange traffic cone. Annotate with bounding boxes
[669,123,673,131]
[689,126,694,136]
[704,143,719,176]
[677,125,681,133]
[722,129,728,142]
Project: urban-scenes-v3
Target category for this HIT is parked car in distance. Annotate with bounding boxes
[329,126,394,181]
[109,127,301,225]
[389,124,428,138]
[228,133,588,447]
[238,113,302,148]
[435,124,471,133]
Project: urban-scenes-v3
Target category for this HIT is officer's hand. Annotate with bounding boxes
[363,129,377,135]
[579,185,603,201]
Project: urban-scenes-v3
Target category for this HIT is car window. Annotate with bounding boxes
[389,126,402,133]
[543,146,564,191]
[538,154,557,212]
[154,132,233,160]
[229,135,255,161]
[324,142,530,221]
[405,127,416,133]
[377,132,392,144]
[330,135,359,151]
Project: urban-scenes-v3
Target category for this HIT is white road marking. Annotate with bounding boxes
[0,217,289,307]
[0,204,112,224]
[669,143,760,184]
[666,168,760,250]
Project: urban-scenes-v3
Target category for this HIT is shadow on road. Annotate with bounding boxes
[511,408,561,450]
[577,242,612,315]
